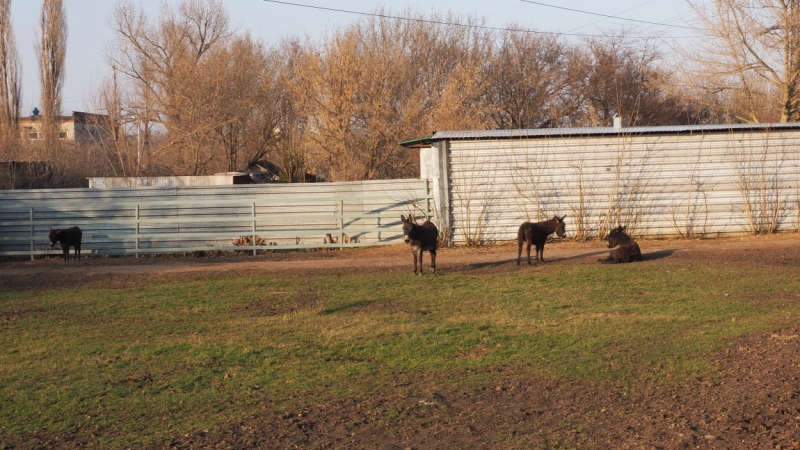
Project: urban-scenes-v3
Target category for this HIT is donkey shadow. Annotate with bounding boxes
[562,248,679,263]
[463,248,678,271]
[641,249,677,261]
[464,250,608,270]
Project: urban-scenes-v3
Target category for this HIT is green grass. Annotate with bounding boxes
[1,260,799,447]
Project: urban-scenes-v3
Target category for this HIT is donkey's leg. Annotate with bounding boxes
[430,250,436,272]
[413,251,419,274]
[419,250,424,275]
[517,238,524,265]
[62,244,69,262]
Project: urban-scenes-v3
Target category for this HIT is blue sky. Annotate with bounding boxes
[11,0,694,116]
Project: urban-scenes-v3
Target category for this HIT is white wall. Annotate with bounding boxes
[429,129,800,244]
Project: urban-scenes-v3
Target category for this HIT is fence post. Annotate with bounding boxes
[252,202,257,256]
[425,178,431,222]
[135,204,140,259]
[29,207,34,261]
[339,200,344,249]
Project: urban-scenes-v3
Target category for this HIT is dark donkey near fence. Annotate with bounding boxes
[49,226,82,262]
[601,225,642,263]
[401,215,438,275]
[517,215,567,265]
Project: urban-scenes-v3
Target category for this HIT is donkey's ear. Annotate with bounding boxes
[620,225,627,232]
[410,215,417,224]
[559,215,566,221]
[400,215,406,222]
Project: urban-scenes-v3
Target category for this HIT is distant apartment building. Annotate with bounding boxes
[19,110,111,142]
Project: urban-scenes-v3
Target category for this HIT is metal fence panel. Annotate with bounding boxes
[0,180,431,259]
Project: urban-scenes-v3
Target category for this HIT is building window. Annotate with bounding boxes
[28,132,43,140]
[59,132,67,139]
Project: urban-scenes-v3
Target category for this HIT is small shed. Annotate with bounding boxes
[401,122,800,245]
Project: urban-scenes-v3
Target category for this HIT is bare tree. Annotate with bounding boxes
[107,0,283,176]
[729,129,785,234]
[409,12,492,132]
[0,0,21,144]
[288,9,494,182]
[108,0,230,175]
[268,39,310,182]
[579,35,700,127]
[210,34,278,172]
[291,11,429,181]
[482,28,583,129]
[90,67,159,177]
[685,0,800,123]
[36,0,67,143]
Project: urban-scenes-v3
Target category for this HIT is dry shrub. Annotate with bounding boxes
[232,235,267,246]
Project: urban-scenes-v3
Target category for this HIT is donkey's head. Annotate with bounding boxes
[606,225,629,248]
[48,227,59,248]
[401,215,417,243]
[553,215,567,238]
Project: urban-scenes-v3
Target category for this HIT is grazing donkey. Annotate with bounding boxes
[517,215,567,265]
[49,226,82,262]
[601,225,642,264]
[401,215,438,275]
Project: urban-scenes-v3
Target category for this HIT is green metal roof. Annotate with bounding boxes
[398,136,433,148]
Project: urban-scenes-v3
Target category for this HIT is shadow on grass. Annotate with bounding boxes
[642,249,678,261]
[593,248,678,263]
[323,300,372,315]
[460,250,614,270]
[560,250,607,261]
[463,248,678,271]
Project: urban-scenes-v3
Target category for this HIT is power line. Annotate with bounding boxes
[261,0,696,40]
[519,0,693,30]
[565,0,657,33]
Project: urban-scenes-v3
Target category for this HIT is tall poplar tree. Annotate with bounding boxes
[36,0,67,142]
[0,0,21,143]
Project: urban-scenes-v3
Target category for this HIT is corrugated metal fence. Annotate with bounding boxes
[442,129,800,244]
[0,179,431,259]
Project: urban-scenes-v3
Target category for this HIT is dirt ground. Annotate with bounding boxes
[4,235,800,449]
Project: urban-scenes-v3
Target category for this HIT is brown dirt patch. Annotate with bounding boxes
[5,234,800,449]
[130,327,800,450]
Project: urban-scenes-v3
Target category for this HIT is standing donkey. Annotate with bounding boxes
[517,215,567,265]
[601,225,642,263]
[49,226,82,262]
[401,215,438,275]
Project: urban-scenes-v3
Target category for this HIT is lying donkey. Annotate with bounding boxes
[601,225,641,264]
[401,215,438,275]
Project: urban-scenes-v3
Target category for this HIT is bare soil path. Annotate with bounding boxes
[3,233,798,289]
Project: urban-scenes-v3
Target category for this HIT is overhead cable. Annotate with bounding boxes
[519,0,693,30]
[261,0,697,40]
